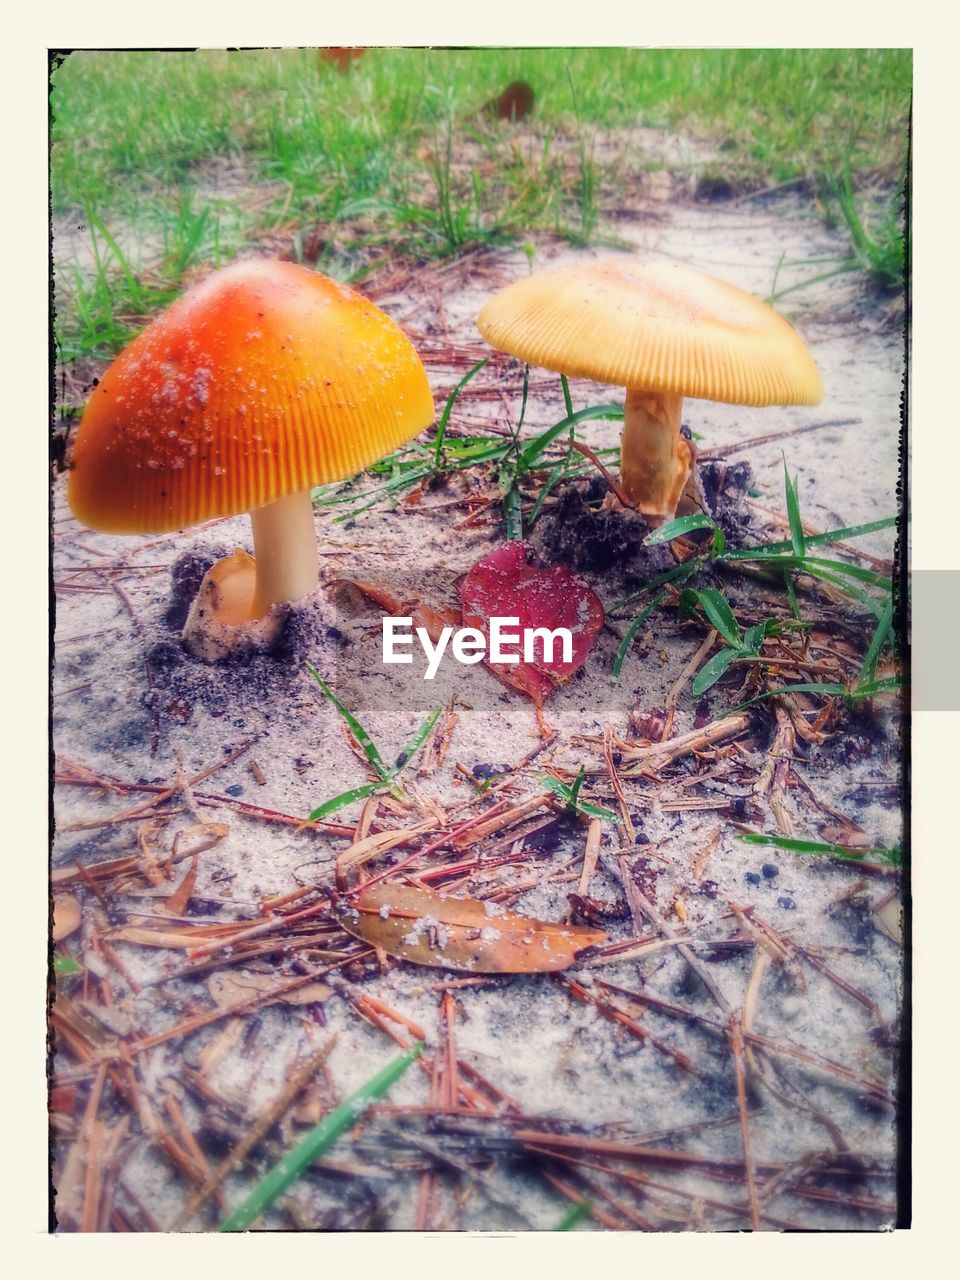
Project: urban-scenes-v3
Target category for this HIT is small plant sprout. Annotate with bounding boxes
[542,765,620,822]
[67,259,434,659]
[305,665,440,822]
[676,585,809,694]
[477,259,823,523]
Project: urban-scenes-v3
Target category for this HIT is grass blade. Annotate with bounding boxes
[85,206,144,309]
[612,590,667,680]
[305,780,385,824]
[692,587,741,647]
[848,676,902,699]
[784,570,802,621]
[528,454,572,526]
[719,550,892,590]
[394,706,442,771]
[567,764,586,810]
[723,515,898,560]
[305,690,440,822]
[782,457,806,558]
[518,404,623,474]
[542,772,619,822]
[306,664,388,780]
[516,362,531,435]
[433,358,489,466]
[501,478,523,540]
[644,514,717,545]
[608,561,700,615]
[555,1199,593,1230]
[219,1042,423,1232]
[738,831,901,868]
[560,373,574,419]
[859,595,894,684]
[691,646,738,695]
[788,563,888,619]
[788,557,892,590]
[724,677,901,716]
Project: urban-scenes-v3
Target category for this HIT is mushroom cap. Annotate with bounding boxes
[68,259,435,534]
[477,259,823,407]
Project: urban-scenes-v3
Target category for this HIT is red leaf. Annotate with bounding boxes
[459,542,605,706]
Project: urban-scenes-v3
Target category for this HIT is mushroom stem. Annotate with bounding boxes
[249,488,320,618]
[619,388,693,522]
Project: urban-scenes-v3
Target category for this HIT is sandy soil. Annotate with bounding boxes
[51,187,904,1232]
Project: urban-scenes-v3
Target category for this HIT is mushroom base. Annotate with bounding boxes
[619,389,693,522]
[181,549,286,663]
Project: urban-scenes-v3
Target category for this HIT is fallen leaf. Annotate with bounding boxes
[336,882,606,973]
[874,896,902,945]
[164,853,199,915]
[459,542,605,708]
[53,895,81,942]
[207,972,333,1009]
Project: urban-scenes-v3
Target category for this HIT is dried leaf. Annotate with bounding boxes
[336,882,606,973]
[874,896,902,945]
[53,895,81,942]
[339,578,459,639]
[207,972,332,1009]
[459,542,604,707]
[165,854,199,916]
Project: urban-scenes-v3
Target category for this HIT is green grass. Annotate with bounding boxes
[737,831,901,869]
[51,49,910,210]
[767,173,906,303]
[542,765,620,823]
[312,364,622,535]
[304,664,440,822]
[218,1041,423,1231]
[51,48,910,362]
[609,464,901,699]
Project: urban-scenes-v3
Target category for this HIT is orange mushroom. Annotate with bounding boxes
[68,258,434,655]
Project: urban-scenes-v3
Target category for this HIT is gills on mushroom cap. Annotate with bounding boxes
[476,259,823,522]
[67,258,435,652]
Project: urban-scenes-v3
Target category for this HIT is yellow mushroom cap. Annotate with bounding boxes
[477,259,823,408]
[68,259,435,534]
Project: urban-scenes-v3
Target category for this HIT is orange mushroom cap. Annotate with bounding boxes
[477,259,823,407]
[68,259,435,534]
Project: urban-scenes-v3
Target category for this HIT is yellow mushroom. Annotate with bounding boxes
[477,259,823,522]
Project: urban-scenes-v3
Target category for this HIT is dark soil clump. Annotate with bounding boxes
[698,459,755,543]
[165,545,229,629]
[533,457,756,577]
[533,481,670,575]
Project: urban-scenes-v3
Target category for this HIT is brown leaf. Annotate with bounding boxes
[874,896,902,945]
[336,883,606,974]
[207,971,332,1009]
[164,854,199,916]
[53,895,81,942]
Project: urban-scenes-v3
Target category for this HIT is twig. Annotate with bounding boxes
[698,419,861,461]
[170,1036,338,1228]
[60,736,263,832]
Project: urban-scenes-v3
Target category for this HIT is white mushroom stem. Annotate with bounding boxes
[619,388,694,522]
[249,488,320,619]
